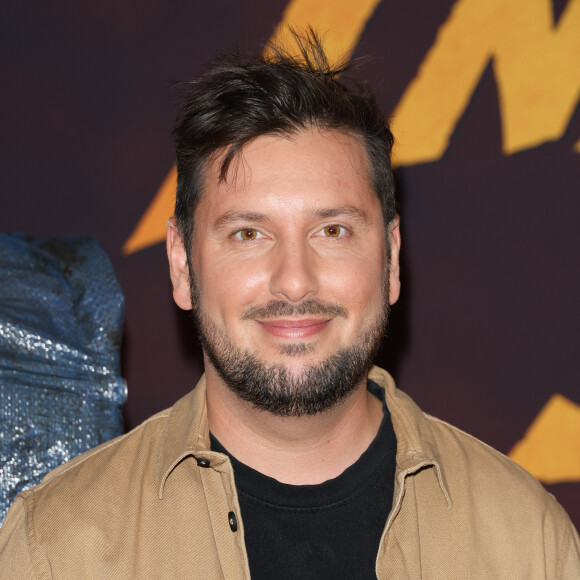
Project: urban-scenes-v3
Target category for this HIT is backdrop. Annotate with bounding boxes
[2,0,579,527]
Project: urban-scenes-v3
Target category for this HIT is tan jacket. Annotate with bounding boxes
[1,366,579,579]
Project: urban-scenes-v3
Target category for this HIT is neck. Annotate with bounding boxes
[205,365,383,485]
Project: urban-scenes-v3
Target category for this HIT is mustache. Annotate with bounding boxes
[242,300,348,320]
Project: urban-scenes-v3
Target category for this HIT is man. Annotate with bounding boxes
[1,32,578,579]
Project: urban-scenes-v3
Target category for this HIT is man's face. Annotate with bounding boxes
[169,128,401,415]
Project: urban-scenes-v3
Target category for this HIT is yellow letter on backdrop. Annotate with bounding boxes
[391,0,580,165]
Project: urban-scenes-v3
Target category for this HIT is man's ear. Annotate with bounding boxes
[387,215,401,306]
[166,217,193,310]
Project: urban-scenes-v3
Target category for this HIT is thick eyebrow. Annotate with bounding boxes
[212,205,370,229]
[212,211,268,229]
[312,205,370,222]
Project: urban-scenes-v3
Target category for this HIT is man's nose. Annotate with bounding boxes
[269,241,320,303]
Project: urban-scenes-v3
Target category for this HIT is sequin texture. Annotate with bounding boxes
[0,234,126,524]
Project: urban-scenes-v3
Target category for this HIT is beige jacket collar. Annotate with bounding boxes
[155,366,452,508]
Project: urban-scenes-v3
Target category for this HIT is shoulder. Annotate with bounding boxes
[370,365,551,504]
[13,405,172,534]
[423,412,573,530]
[38,407,170,489]
[425,412,546,497]
[424,414,579,576]
[369,366,580,577]
[0,408,171,577]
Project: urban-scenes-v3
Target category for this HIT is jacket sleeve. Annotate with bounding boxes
[563,518,580,579]
[0,496,37,579]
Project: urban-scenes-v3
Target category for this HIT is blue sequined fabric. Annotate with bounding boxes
[0,234,126,524]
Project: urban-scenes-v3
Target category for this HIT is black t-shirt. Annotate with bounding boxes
[210,380,397,579]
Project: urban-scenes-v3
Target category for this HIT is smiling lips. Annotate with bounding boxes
[257,318,331,339]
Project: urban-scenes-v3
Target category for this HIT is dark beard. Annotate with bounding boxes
[191,291,389,417]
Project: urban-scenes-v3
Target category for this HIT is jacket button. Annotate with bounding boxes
[196,457,211,468]
[228,511,238,532]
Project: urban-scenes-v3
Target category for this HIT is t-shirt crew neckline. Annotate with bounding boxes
[210,380,396,512]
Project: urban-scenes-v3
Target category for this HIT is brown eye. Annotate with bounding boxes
[323,225,342,237]
[237,228,261,241]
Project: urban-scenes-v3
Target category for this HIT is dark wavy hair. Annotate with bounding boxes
[172,30,396,262]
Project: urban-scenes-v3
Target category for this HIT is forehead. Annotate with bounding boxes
[195,128,380,224]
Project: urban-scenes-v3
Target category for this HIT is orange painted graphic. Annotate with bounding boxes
[123,166,176,255]
[509,394,580,484]
[124,0,580,253]
[267,0,382,63]
[391,0,580,164]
